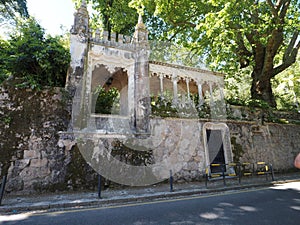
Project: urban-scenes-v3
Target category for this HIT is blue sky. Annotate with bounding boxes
[27,0,75,35]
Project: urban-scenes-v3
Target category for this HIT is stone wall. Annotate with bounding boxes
[75,118,206,185]
[0,85,97,194]
[58,117,300,187]
[1,86,299,193]
[228,121,300,170]
[121,118,300,182]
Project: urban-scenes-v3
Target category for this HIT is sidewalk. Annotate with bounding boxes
[0,172,299,214]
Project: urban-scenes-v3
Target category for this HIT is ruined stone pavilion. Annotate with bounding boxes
[65,1,233,185]
[63,1,232,185]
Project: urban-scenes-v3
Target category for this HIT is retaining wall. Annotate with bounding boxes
[1,87,299,194]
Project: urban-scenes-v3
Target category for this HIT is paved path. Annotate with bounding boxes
[1,181,300,225]
[0,172,299,215]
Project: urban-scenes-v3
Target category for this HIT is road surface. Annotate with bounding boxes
[1,182,300,225]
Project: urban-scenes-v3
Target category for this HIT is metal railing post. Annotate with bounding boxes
[205,166,209,188]
[222,164,226,186]
[238,163,241,184]
[169,170,173,192]
[270,164,275,181]
[0,175,7,206]
[98,174,102,199]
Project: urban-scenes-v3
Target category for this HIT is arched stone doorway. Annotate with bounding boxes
[203,122,233,173]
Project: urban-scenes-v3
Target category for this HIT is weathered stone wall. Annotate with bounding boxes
[1,86,299,194]
[139,118,300,180]
[0,86,97,194]
[150,118,205,182]
[77,118,205,185]
[59,117,300,186]
[228,121,300,170]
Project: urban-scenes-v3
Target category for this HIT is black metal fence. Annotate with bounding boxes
[205,161,275,187]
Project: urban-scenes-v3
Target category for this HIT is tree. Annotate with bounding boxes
[77,0,299,107]
[0,0,29,25]
[0,17,70,88]
[73,0,138,36]
[138,0,300,107]
[273,53,300,110]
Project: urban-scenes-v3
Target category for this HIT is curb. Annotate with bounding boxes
[1,178,299,214]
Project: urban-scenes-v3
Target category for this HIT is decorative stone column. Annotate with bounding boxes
[159,73,164,98]
[185,77,191,104]
[131,14,151,137]
[66,0,89,95]
[209,81,214,106]
[172,75,178,106]
[197,80,204,107]
[217,82,227,118]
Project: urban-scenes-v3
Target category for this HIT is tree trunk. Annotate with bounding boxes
[251,70,276,107]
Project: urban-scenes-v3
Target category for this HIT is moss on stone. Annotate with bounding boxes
[231,136,244,163]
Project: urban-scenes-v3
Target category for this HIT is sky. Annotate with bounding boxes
[27,0,76,36]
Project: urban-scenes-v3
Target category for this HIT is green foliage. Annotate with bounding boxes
[0,39,10,83]
[226,94,272,110]
[151,94,213,119]
[1,115,12,125]
[133,0,300,107]
[196,103,211,119]
[93,87,120,114]
[0,0,29,25]
[246,99,271,110]
[74,0,138,35]
[149,41,206,68]
[273,54,300,111]
[0,17,70,88]
[225,53,300,111]
[224,67,252,105]
[150,95,178,117]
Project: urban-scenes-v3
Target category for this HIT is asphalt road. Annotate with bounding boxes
[1,182,300,225]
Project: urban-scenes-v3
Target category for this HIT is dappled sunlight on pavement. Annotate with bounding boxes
[0,213,30,223]
[271,181,300,191]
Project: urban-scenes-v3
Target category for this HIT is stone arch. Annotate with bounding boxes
[203,122,233,173]
[91,65,129,115]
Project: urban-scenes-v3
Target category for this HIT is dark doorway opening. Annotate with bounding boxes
[206,129,225,173]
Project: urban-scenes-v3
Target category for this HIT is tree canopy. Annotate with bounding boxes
[80,0,300,108]
[147,0,300,107]
[73,0,138,35]
[0,0,29,25]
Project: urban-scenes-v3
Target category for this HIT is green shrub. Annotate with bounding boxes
[0,17,70,88]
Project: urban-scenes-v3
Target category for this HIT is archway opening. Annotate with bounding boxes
[91,65,128,116]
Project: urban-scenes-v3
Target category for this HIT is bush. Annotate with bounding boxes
[0,17,70,88]
[93,87,120,114]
